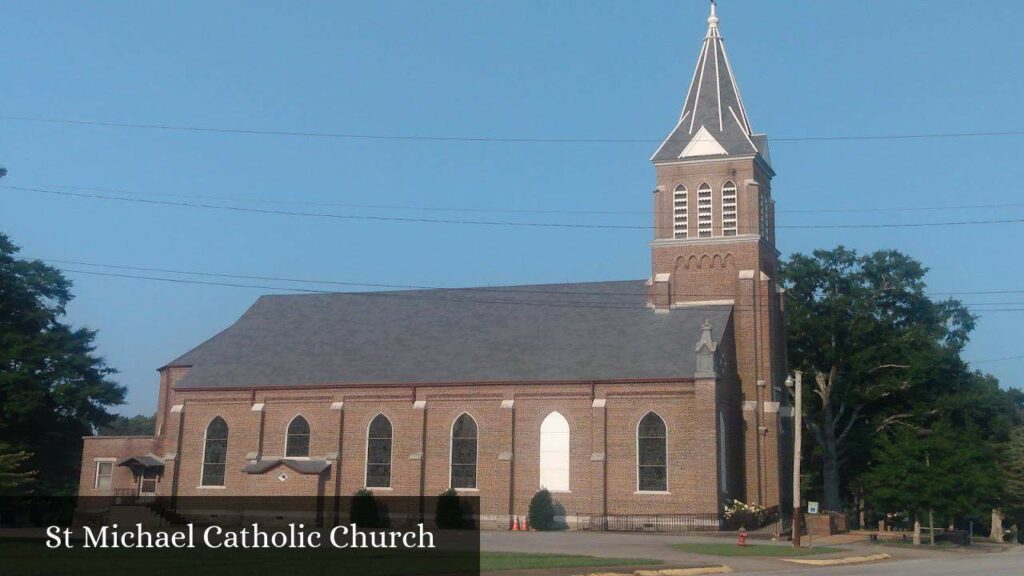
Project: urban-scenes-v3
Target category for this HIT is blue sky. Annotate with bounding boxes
[1,0,1022,416]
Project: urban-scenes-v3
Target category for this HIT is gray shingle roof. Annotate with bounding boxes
[242,459,331,475]
[651,5,769,166]
[167,280,732,389]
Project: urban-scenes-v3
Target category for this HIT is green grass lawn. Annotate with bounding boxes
[481,551,661,571]
[672,542,846,557]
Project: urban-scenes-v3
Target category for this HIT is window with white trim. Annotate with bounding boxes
[697,183,713,238]
[366,414,392,488]
[285,415,310,458]
[450,413,478,489]
[94,461,113,490]
[539,412,570,492]
[672,185,688,239]
[637,412,667,491]
[201,416,229,487]
[722,181,737,236]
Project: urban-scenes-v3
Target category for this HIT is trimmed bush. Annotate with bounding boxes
[528,489,557,531]
[436,488,464,529]
[351,488,381,528]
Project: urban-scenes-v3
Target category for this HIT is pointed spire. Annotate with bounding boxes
[651,2,769,165]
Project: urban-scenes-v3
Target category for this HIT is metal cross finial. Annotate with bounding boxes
[708,0,720,29]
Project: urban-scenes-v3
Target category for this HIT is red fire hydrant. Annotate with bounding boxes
[737,529,749,546]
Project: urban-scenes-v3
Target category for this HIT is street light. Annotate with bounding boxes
[786,372,803,548]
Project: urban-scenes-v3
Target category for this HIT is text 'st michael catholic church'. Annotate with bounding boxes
[81,4,792,528]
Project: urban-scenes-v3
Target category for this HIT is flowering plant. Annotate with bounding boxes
[722,499,770,530]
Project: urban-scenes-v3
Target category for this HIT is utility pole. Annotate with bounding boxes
[787,371,803,548]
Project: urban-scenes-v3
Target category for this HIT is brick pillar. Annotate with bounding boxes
[735,269,763,504]
[589,395,607,520]
[411,399,427,499]
[498,398,516,529]
[758,272,783,509]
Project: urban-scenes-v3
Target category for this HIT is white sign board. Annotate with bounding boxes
[808,501,820,514]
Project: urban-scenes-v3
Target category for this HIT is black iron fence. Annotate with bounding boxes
[575,513,721,532]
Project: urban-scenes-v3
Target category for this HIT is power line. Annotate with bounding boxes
[3,113,1024,144]
[54,268,1024,314]
[7,184,1024,231]
[29,182,1024,216]
[39,257,1024,309]
[969,353,1024,364]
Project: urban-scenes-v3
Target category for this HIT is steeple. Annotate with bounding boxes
[651,2,769,165]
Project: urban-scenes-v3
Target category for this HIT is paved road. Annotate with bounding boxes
[481,531,1024,574]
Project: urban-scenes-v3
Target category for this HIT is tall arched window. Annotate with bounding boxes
[722,181,737,236]
[539,412,570,492]
[697,183,713,237]
[637,412,667,492]
[285,415,310,458]
[672,185,688,239]
[365,414,392,488]
[450,413,478,489]
[201,416,229,487]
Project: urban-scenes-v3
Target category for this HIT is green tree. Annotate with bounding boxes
[781,247,974,511]
[865,422,1002,523]
[0,233,124,494]
[1002,426,1024,514]
[97,414,155,436]
[527,489,556,531]
[0,442,35,495]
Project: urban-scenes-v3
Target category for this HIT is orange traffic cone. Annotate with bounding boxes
[523,516,530,531]
[512,516,520,531]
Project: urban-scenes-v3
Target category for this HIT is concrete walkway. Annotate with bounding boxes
[481,530,1013,573]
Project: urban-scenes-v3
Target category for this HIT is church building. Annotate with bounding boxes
[79,4,791,529]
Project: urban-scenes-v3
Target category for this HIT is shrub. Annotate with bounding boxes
[528,489,557,531]
[722,499,770,530]
[436,488,464,529]
[351,488,381,528]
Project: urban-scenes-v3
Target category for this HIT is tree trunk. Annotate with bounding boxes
[820,413,842,511]
[990,508,1004,543]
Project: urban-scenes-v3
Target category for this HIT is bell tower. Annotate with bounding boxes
[647,2,788,509]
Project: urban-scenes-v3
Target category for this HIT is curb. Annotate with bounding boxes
[636,567,733,576]
[582,567,733,576]
[782,553,891,566]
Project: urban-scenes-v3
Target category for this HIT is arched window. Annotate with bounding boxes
[637,412,667,492]
[672,185,688,239]
[697,183,713,237]
[285,415,310,458]
[539,412,570,492]
[365,414,392,488]
[722,181,737,236]
[450,413,478,489]
[201,416,229,487]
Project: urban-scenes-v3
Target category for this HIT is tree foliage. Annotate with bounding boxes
[98,414,155,436]
[1002,426,1024,514]
[0,442,35,495]
[0,233,124,494]
[781,246,1020,519]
